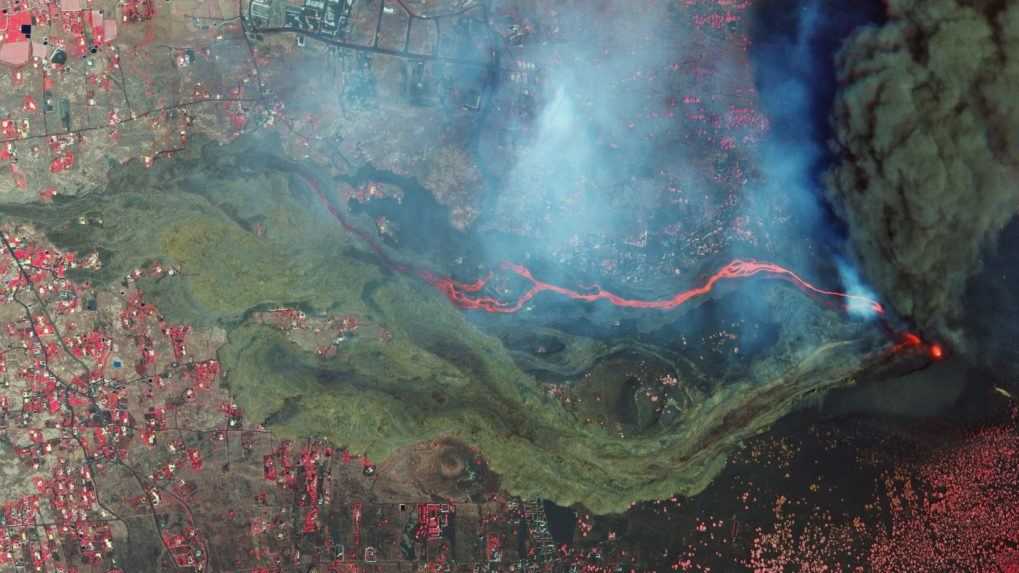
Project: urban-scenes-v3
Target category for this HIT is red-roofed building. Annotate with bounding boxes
[0,40,29,66]
[84,10,117,45]
[121,0,154,23]
[1,10,31,43]
[0,10,32,67]
[104,17,117,42]
[87,10,103,44]
[417,503,452,540]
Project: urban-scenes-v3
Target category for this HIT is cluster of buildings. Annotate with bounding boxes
[248,0,353,37]
[0,0,120,68]
[0,226,231,570]
[0,216,640,570]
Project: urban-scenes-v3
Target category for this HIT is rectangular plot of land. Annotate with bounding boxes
[376,1,410,52]
[406,17,436,56]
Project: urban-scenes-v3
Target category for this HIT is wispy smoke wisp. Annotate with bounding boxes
[836,256,882,319]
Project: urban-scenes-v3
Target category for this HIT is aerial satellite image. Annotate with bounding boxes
[0,0,1017,570]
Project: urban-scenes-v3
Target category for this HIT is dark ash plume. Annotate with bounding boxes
[825,0,1019,336]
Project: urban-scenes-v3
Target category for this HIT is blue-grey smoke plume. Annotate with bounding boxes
[481,3,683,262]
[474,0,891,329]
[745,0,897,312]
[836,256,881,319]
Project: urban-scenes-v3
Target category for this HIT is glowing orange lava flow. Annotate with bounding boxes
[307,176,958,358]
[307,175,883,316]
[418,260,885,315]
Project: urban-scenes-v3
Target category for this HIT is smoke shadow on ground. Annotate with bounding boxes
[746,0,886,244]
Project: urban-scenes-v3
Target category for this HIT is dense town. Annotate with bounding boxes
[0,222,649,570]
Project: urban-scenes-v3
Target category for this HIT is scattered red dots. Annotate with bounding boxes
[868,423,1019,572]
[1000,549,1019,573]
